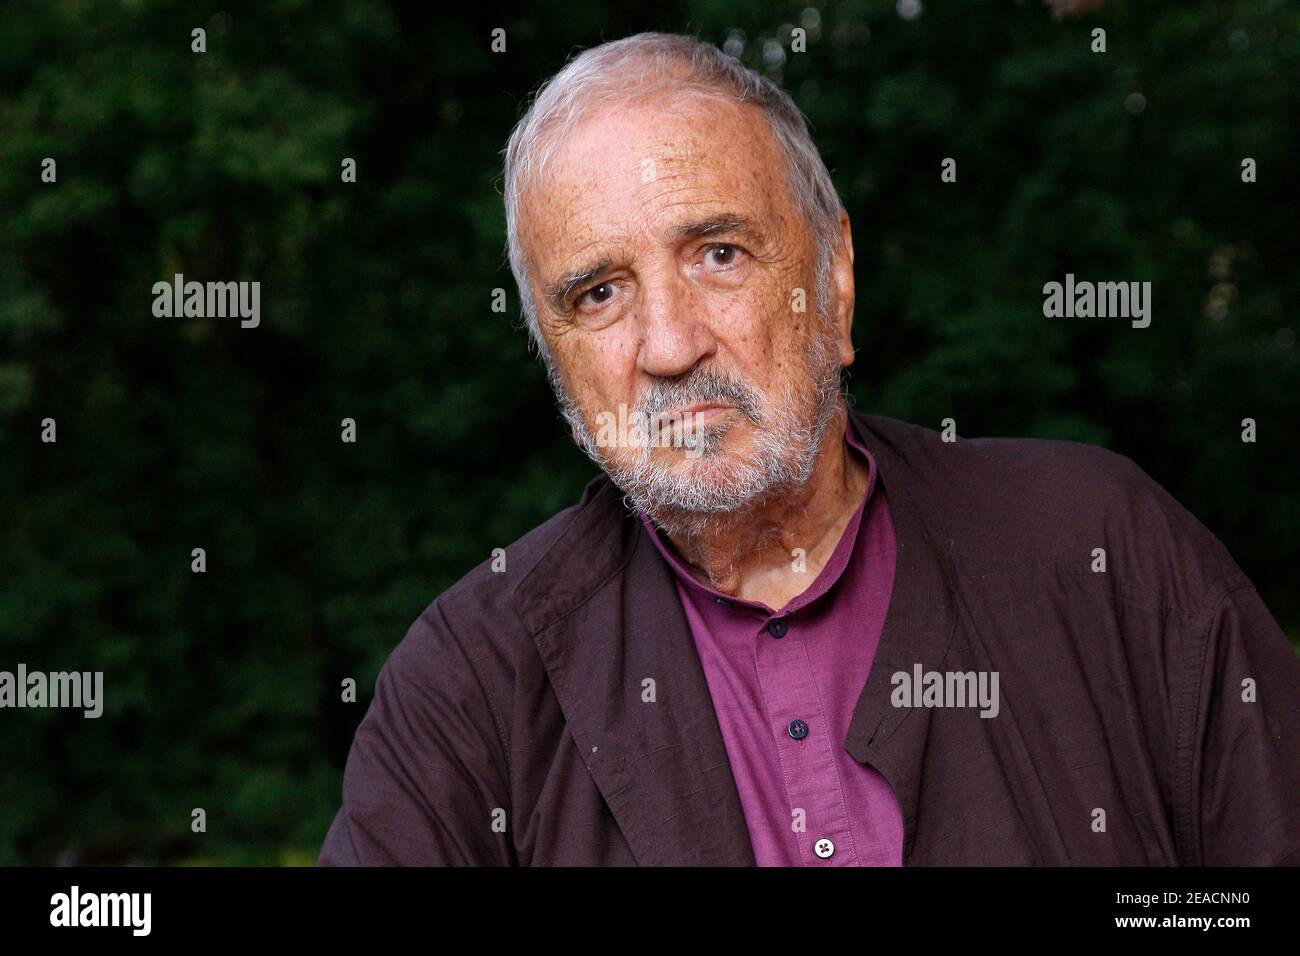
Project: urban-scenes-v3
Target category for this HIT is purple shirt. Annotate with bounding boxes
[639,420,903,865]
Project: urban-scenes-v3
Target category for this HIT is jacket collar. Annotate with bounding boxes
[514,409,956,864]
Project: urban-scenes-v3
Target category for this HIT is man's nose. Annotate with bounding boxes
[636,274,716,379]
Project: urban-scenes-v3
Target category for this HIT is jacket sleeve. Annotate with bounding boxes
[1182,578,1300,865]
[317,600,514,866]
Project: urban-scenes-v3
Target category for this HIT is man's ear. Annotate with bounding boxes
[831,209,856,367]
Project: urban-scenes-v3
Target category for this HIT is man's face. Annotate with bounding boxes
[517,93,854,524]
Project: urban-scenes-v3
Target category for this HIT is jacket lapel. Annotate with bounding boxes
[515,476,755,866]
[843,411,958,861]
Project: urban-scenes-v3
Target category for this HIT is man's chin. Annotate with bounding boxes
[606,452,787,522]
[640,434,752,476]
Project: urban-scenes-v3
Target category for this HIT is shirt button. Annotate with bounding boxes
[787,719,809,740]
[814,838,835,859]
[766,618,788,638]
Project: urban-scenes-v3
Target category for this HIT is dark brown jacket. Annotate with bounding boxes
[318,410,1300,865]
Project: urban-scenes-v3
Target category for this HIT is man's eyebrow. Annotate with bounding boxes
[668,213,763,244]
[541,215,762,312]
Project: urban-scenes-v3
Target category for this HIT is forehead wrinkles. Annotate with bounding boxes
[522,102,792,278]
[638,111,784,206]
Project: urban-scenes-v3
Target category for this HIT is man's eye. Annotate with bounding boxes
[577,283,615,308]
[706,243,743,268]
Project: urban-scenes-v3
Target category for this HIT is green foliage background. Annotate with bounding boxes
[0,0,1296,864]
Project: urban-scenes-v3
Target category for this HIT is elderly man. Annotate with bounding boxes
[319,32,1299,866]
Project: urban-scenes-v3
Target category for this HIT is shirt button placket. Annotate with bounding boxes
[756,613,856,865]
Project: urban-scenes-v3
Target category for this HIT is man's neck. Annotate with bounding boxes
[655,406,870,608]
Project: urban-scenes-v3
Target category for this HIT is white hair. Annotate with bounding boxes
[501,31,846,369]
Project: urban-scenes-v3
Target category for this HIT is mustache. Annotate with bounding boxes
[634,366,764,424]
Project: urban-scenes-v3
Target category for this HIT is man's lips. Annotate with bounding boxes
[656,403,733,427]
